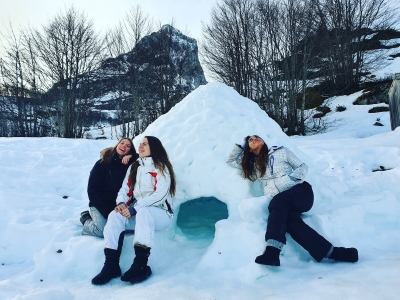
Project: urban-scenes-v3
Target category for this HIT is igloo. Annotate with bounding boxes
[131,82,312,278]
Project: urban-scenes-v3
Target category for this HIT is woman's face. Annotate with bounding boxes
[138,137,151,158]
[248,135,264,154]
[116,139,132,158]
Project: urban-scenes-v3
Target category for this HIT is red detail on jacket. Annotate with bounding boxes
[126,177,133,206]
[148,172,158,191]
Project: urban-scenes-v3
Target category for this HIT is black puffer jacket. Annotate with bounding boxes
[87,153,138,218]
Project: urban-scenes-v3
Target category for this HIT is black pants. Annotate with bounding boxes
[265,181,332,262]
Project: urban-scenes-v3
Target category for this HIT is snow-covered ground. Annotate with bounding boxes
[366,47,400,80]
[0,83,399,300]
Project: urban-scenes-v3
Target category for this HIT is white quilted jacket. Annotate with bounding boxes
[226,144,308,197]
[116,157,172,211]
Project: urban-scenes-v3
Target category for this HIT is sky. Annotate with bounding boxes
[1,0,399,42]
[0,0,218,42]
[0,82,399,299]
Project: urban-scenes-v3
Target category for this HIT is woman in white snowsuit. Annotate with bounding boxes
[226,135,358,266]
[92,136,176,285]
[81,138,137,237]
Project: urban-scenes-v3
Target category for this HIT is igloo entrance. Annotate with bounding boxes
[176,197,228,239]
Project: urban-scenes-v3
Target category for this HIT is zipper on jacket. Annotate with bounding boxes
[269,155,274,174]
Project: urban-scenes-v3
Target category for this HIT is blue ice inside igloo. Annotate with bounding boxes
[176,197,228,239]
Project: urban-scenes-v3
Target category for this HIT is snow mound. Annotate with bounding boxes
[135,82,302,205]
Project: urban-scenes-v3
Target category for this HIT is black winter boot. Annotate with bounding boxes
[92,248,122,285]
[255,246,281,266]
[329,247,358,262]
[121,245,152,284]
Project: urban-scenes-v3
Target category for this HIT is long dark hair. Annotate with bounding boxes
[129,136,176,196]
[100,137,135,164]
[241,135,269,181]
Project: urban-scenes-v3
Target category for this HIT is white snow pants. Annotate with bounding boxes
[104,206,172,250]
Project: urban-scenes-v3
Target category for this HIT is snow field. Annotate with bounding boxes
[0,83,399,299]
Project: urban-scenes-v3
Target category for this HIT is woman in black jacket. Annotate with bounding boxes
[81,138,138,237]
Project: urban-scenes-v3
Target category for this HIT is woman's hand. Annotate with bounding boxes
[114,203,126,213]
[120,206,131,218]
[122,155,132,165]
[115,203,131,218]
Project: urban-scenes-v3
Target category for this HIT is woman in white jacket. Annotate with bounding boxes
[227,135,358,267]
[92,136,176,285]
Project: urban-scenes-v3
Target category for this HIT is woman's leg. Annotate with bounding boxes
[133,207,172,248]
[121,207,172,283]
[259,182,348,264]
[286,209,332,262]
[82,207,107,238]
[92,211,135,285]
[265,182,315,244]
[104,210,135,250]
[282,182,332,261]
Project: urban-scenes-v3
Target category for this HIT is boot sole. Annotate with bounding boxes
[255,257,280,266]
[129,268,152,284]
[92,272,121,285]
[330,247,358,263]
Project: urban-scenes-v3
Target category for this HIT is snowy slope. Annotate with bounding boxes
[0,83,399,300]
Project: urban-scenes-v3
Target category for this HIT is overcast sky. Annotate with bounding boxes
[0,0,218,42]
[2,0,400,44]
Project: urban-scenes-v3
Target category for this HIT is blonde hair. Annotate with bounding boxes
[100,138,135,164]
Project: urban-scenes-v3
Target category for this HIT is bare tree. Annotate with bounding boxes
[20,29,49,136]
[279,0,319,135]
[315,0,397,93]
[32,6,102,138]
[103,4,154,137]
[0,23,29,137]
[125,7,153,137]
[298,1,321,135]
[124,5,154,50]
[202,0,256,98]
[202,0,397,135]
[104,23,129,59]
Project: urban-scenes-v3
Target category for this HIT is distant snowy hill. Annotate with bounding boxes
[44,24,207,129]
[90,24,207,99]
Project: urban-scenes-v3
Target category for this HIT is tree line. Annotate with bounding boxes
[1,1,398,138]
[202,0,398,135]
[0,5,196,138]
